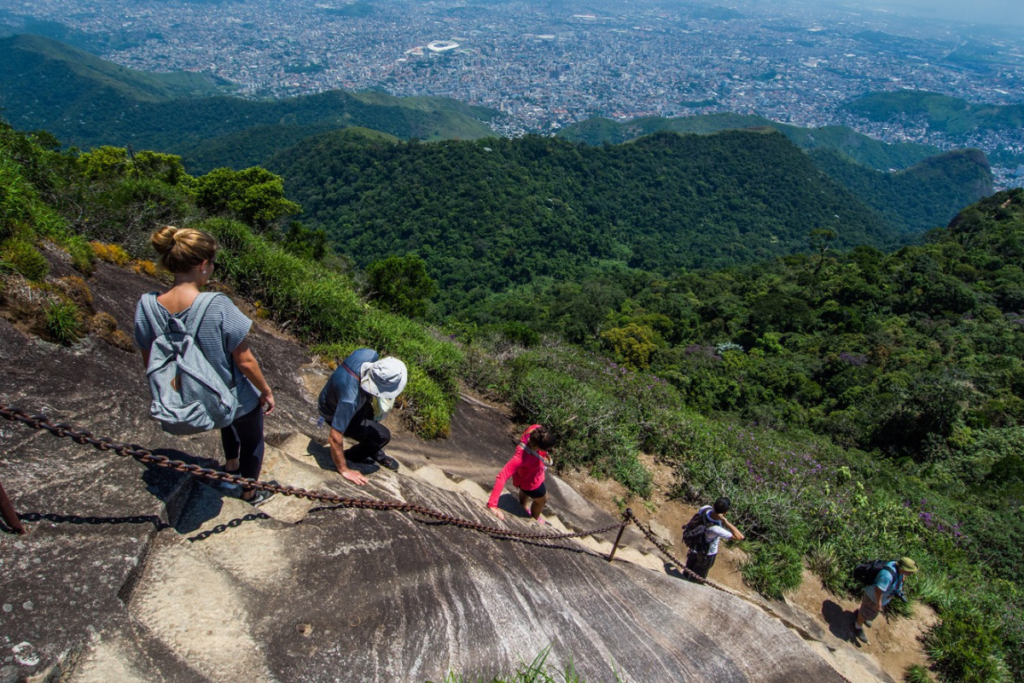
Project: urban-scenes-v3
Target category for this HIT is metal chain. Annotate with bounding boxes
[624,509,729,591]
[0,404,624,542]
[0,404,856,682]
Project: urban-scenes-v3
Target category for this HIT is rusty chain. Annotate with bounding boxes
[2,404,856,682]
[0,404,624,543]
[624,508,730,591]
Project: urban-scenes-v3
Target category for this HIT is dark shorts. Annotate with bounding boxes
[684,551,717,582]
[520,481,546,498]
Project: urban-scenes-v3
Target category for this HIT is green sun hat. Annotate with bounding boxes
[898,557,919,573]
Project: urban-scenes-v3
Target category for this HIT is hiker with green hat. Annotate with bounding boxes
[853,557,919,644]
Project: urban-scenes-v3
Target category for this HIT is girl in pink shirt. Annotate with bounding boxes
[487,424,557,524]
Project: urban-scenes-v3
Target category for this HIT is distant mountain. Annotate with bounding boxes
[269,128,900,313]
[0,34,497,168]
[558,113,992,234]
[0,33,227,103]
[557,113,940,171]
[843,90,1024,136]
[808,148,992,233]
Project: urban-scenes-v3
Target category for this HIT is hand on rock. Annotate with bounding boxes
[342,469,368,486]
[489,506,505,522]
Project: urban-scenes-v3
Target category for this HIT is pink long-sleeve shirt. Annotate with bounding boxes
[487,425,548,508]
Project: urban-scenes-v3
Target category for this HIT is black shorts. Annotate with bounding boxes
[520,481,546,498]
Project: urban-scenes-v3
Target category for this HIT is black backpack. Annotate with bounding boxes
[854,559,896,586]
[682,507,720,554]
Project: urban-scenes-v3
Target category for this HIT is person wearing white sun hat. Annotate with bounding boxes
[317,348,408,485]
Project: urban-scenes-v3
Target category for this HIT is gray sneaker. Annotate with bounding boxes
[853,627,869,644]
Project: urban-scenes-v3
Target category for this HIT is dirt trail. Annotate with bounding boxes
[298,356,929,681]
[566,452,937,683]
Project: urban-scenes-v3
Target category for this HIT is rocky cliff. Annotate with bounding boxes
[1,258,872,682]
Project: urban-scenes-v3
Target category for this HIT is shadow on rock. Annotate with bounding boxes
[141,447,221,496]
[664,562,688,581]
[303,437,381,475]
[495,492,531,519]
[19,511,170,531]
[304,438,336,471]
[823,599,856,641]
[185,511,270,543]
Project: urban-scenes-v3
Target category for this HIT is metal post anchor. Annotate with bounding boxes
[0,478,26,534]
[607,508,630,562]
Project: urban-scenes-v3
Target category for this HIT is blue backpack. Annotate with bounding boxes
[141,292,237,435]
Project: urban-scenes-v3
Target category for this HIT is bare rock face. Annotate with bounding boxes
[1,262,848,682]
[121,443,843,682]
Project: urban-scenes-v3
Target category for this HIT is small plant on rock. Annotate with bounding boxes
[1,238,49,282]
[44,299,82,345]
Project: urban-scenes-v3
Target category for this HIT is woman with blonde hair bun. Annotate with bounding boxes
[134,225,276,505]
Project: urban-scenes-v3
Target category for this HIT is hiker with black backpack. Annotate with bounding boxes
[134,226,275,505]
[852,557,919,644]
[317,348,408,485]
[681,497,745,582]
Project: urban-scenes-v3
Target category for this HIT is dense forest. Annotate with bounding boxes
[2,118,1023,681]
[557,112,942,171]
[270,128,991,313]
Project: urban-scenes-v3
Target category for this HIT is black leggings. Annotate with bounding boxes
[343,399,391,462]
[220,405,266,480]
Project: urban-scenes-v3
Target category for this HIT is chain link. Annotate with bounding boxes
[0,404,624,542]
[624,508,728,590]
[1,403,855,682]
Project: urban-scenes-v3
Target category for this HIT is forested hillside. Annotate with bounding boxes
[271,129,903,313]
[0,35,496,160]
[808,147,993,234]
[557,112,941,171]
[557,113,992,235]
[2,118,1022,682]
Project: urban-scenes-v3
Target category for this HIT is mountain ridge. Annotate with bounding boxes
[0,34,497,160]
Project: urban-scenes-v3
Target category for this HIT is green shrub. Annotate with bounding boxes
[502,321,540,348]
[1,238,49,282]
[924,606,1010,683]
[742,543,803,599]
[365,254,437,319]
[44,300,82,345]
[203,217,363,341]
[911,575,952,612]
[904,664,934,683]
[806,543,845,595]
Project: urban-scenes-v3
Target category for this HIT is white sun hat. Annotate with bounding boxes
[359,357,408,399]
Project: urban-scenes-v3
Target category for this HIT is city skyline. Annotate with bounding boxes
[1,0,1022,186]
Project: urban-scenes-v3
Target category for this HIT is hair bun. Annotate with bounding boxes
[150,225,218,274]
[151,225,181,256]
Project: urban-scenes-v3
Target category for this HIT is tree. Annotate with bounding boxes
[365,254,437,318]
[282,221,328,261]
[192,166,300,231]
[601,323,657,370]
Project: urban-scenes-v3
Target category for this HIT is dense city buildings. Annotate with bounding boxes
[1,0,1022,185]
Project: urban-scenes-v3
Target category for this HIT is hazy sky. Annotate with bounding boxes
[835,0,1024,28]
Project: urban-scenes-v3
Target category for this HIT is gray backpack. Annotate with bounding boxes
[141,292,237,435]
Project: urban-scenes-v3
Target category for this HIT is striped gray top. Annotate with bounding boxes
[134,292,261,419]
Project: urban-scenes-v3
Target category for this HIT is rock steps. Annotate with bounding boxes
[167,435,884,683]
[258,433,674,576]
